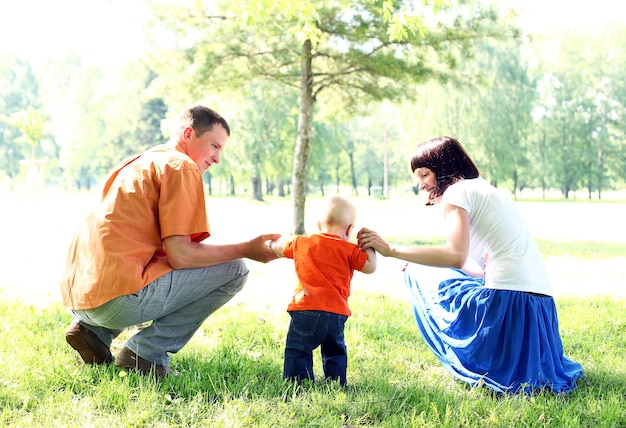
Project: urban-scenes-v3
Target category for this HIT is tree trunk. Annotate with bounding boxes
[278,178,286,197]
[348,151,358,196]
[265,177,274,195]
[291,39,314,235]
[252,176,263,201]
[205,171,212,196]
[335,160,340,194]
[597,137,604,200]
[383,128,388,198]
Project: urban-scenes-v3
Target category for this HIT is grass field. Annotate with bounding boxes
[0,190,625,427]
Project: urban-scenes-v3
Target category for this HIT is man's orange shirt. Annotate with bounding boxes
[60,145,210,310]
[283,233,369,316]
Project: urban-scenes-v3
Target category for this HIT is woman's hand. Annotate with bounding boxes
[357,227,390,257]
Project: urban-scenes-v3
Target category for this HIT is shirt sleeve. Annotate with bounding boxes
[158,161,210,241]
[283,238,296,259]
[441,181,471,213]
[350,245,369,272]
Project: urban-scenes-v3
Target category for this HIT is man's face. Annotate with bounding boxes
[184,124,229,174]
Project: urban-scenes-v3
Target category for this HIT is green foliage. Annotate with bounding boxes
[42,58,169,190]
[227,81,299,199]
[3,2,626,203]
[3,105,50,159]
[0,54,41,181]
[145,0,517,233]
[529,26,626,198]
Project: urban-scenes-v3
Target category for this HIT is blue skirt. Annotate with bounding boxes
[404,264,583,394]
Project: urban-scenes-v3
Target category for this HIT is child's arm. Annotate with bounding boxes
[360,247,377,274]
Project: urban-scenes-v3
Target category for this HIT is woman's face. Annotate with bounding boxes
[415,167,436,193]
[415,167,441,204]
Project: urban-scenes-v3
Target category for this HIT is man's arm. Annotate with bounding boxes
[163,233,281,269]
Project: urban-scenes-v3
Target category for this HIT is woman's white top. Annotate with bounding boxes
[441,177,553,296]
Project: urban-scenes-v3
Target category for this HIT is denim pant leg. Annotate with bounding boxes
[283,311,324,383]
[72,259,248,366]
[320,313,348,385]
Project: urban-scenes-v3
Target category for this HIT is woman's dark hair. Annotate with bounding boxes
[410,136,479,202]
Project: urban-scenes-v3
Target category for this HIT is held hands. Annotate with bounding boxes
[244,233,282,263]
[357,227,390,257]
[267,238,285,257]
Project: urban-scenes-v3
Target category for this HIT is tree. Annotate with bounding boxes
[136,97,168,151]
[147,0,517,233]
[529,27,626,199]
[470,41,535,195]
[2,105,55,196]
[5,106,50,159]
[0,54,41,186]
[346,104,405,196]
[233,82,298,201]
[582,25,626,197]
[45,57,169,190]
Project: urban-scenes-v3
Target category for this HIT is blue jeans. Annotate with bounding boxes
[71,259,248,367]
[283,310,349,385]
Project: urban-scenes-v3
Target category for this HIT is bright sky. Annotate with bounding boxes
[0,0,149,71]
[0,0,625,72]
[508,0,626,33]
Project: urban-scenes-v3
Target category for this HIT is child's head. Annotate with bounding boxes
[318,195,357,240]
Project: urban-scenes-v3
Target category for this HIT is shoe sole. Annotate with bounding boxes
[66,331,113,365]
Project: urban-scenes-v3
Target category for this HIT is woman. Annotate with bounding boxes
[357,136,582,394]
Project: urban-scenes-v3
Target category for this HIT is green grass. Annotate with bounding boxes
[1,293,624,427]
[2,194,625,426]
[534,240,626,259]
[389,235,626,259]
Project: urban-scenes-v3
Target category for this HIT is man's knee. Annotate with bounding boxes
[222,259,249,293]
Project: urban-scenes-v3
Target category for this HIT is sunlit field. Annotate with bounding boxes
[0,189,624,427]
[2,189,625,307]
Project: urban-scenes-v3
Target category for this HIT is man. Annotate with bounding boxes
[61,105,280,377]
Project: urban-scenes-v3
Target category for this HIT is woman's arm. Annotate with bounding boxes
[357,204,470,269]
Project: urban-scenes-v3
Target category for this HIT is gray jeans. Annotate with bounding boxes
[71,259,248,366]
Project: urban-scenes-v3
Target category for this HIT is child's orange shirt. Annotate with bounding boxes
[283,233,369,316]
[60,145,210,310]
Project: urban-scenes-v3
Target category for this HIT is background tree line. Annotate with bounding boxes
[1,1,625,232]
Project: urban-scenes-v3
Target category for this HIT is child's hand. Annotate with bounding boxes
[268,239,285,257]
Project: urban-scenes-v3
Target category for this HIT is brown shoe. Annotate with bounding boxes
[114,347,172,378]
[65,322,113,364]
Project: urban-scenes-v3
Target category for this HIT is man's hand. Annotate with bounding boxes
[244,234,282,263]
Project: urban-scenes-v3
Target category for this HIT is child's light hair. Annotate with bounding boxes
[320,195,357,229]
